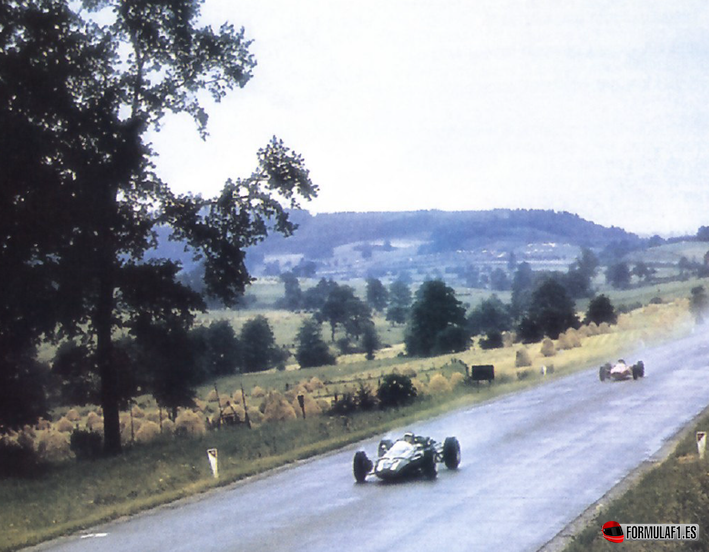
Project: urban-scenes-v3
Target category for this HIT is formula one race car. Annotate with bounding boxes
[353,432,461,482]
[599,359,645,382]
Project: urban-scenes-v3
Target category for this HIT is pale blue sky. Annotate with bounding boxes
[149,1,709,236]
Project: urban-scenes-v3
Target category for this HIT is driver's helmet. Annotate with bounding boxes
[403,432,415,444]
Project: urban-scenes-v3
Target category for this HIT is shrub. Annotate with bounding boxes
[135,421,161,443]
[480,330,504,349]
[174,410,207,436]
[428,374,452,395]
[377,374,417,408]
[330,393,357,415]
[516,369,532,381]
[515,348,532,367]
[540,338,556,357]
[356,382,377,411]
[69,429,102,460]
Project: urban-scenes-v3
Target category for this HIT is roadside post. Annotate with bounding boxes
[697,432,706,460]
[297,394,306,419]
[207,448,219,479]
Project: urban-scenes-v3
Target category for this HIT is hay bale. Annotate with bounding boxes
[316,398,330,412]
[502,332,514,347]
[557,333,572,350]
[411,378,427,396]
[131,406,145,419]
[262,391,297,422]
[291,394,322,418]
[577,325,590,338]
[161,418,175,434]
[146,410,160,424]
[36,417,52,430]
[65,408,81,422]
[175,410,207,436]
[37,431,73,462]
[449,372,465,387]
[55,417,75,433]
[586,322,599,336]
[401,366,417,378]
[86,411,103,431]
[540,338,556,357]
[17,430,35,450]
[515,348,532,367]
[194,399,207,412]
[248,409,264,425]
[206,389,219,402]
[428,373,451,394]
[135,421,160,443]
[309,377,324,390]
[598,322,611,334]
[250,386,265,399]
[566,328,581,348]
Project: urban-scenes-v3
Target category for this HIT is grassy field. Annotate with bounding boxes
[0,290,696,552]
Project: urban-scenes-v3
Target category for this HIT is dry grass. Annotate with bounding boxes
[428,373,452,395]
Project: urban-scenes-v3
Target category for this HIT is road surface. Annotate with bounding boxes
[29,328,709,552]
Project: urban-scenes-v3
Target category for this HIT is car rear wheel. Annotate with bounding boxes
[353,451,372,483]
[443,437,461,469]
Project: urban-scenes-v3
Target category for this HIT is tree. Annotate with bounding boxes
[319,285,371,341]
[386,280,412,325]
[277,272,302,311]
[584,295,617,326]
[366,278,389,312]
[405,280,469,357]
[632,262,655,282]
[467,295,512,336]
[690,286,708,323]
[361,322,381,361]
[511,262,535,319]
[240,316,283,372]
[302,278,338,311]
[190,320,241,380]
[606,262,631,289]
[295,318,335,368]
[697,226,709,242]
[1,1,317,450]
[522,278,579,340]
[489,268,510,291]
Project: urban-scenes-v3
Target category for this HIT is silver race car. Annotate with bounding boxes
[353,432,461,482]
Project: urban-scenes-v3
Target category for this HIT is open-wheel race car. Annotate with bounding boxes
[353,432,461,482]
[599,359,645,382]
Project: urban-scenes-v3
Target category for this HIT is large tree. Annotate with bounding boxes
[405,280,469,357]
[1,1,317,452]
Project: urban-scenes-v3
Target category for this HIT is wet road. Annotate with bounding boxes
[29,329,709,552]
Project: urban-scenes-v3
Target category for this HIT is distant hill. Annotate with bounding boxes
[255,209,640,256]
[146,209,646,282]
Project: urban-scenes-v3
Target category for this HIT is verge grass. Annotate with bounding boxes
[0,298,696,552]
[563,407,709,552]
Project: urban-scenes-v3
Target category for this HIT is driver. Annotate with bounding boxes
[403,432,415,444]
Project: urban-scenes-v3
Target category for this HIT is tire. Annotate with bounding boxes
[632,365,639,380]
[378,439,394,457]
[636,361,645,378]
[599,365,607,382]
[443,437,461,469]
[353,451,372,483]
[422,449,437,479]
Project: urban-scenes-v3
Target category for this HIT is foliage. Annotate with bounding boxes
[190,320,241,379]
[366,278,389,312]
[0,351,50,431]
[386,280,412,325]
[52,342,99,406]
[606,262,631,289]
[0,440,43,479]
[467,295,512,336]
[689,285,708,323]
[69,429,103,461]
[276,272,302,311]
[1,0,316,453]
[479,330,504,350]
[295,318,336,368]
[520,278,579,340]
[584,294,618,326]
[361,322,381,361]
[240,316,284,372]
[319,284,372,341]
[301,278,338,311]
[377,373,417,408]
[405,280,468,357]
[511,262,535,318]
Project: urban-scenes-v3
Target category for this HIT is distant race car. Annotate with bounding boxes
[353,432,461,482]
[599,359,645,382]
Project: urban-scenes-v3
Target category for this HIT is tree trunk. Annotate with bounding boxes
[97,264,121,455]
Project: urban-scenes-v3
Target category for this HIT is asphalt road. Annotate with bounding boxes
[29,328,709,552]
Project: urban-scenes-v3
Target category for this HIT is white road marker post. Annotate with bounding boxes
[697,432,706,460]
[207,448,219,478]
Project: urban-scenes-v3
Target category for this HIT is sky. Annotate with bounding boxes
[148,1,709,237]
